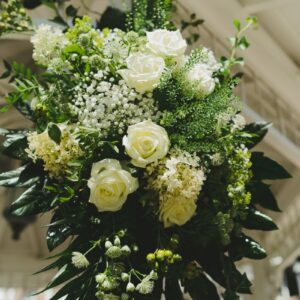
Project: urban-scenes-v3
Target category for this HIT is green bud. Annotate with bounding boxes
[121,245,131,256]
[105,241,113,249]
[105,246,122,259]
[147,253,156,262]
[156,250,165,261]
[121,273,129,282]
[114,236,121,246]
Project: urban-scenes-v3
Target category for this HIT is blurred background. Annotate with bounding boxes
[0,0,300,299]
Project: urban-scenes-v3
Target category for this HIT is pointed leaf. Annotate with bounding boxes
[242,207,278,231]
[184,274,220,300]
[229,236,267,261]
[48,123,61,144]
[244,122,271,148]
[165,279,183,300]
[8,184,51,216]
[251,182,281,212]
[252,152,291,180]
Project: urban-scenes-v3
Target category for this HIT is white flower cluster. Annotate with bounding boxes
[26,125,82,178]
[102,29,143,65]
[72,70,160,137]
[31,24,67,68]
[185,48,220,99]
[71,252,90,269]
[146,150,206,228]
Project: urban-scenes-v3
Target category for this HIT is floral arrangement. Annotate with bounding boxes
[0,1,291,299]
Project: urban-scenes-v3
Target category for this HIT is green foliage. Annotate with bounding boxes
[221,17,257,77]
[0,0,32,36]
[48,123,62,144]
[126,0,174,32]
[241,207,278,231]
[251,152,291,180]
[158,81,238,155]
[184,273,220,300]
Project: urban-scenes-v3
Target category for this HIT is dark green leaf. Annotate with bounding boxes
[222,256,252,293]
[66,5,78,17]
[8,184,51,216]
[184,274,220,300]
[34,264,83,295]
[252,152,291,180]
[48,123,61,144]
[238,36,250,50]
[50,272,87,300]
[2,133,28,160]
[244,122,271,148]
[242,207,278,231]
[251,182,281,212]
[165,279,183,300]
[0,165,38,188]
[229,236,267,261]
[47,211,74,251]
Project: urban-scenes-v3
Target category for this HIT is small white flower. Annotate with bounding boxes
[187,63,216,97]
[31,24,67,67]
[119,53,165,93]
[105,246,123,259]
[146,29,187,58]
[121,273,130,282]
[88,159,139,212]
[126,282,135,292]
[123,120,170,168]
[232,114,246,131]
[136,278,154,295]
[71,252,90,269]
[96,273,107,284]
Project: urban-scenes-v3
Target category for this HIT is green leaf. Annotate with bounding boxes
[197,249,251,294]
[252,152,291,180]
[165,279,183,300]
[66,5,78,17]
[229,236,267,261]
[251,182,281,212]
[233,19,241,30]
[2,134,28,160]
[222,256,252,293]
[184,274,220,300]
[0,165,39,188]
[48,123,61,144]
[50,272,87,300]
[64,44,85,56]
[47,211,74,251]
[238,36,250,50]
[8,184,51,216]
[34,264,83,295]
[244,122,271,148]
[242,207,278,231]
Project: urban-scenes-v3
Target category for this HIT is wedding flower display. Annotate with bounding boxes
[0,3,290,300]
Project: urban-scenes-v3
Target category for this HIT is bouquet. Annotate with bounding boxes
[0,1,290,299]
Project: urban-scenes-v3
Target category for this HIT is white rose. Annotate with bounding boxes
[119,53,165,93]
[88,159,138,212]
[146,29,187,58]
[187,63,216,97]
[160,197,197,228]
[123,121,170,168]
